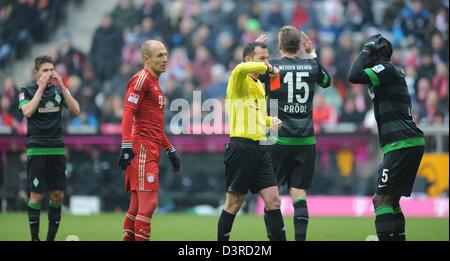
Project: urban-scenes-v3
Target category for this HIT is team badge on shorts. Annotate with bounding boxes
[146,173,155,183]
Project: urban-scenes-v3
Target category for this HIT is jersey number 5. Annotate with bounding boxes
[284,71,310,103]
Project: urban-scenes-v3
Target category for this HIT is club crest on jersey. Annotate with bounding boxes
[146,173,155,183]
[371,64,385,73]
[128,93,140,104]
[19,92,25,101]
[55,94,61,104]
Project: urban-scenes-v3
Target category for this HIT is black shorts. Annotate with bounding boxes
[376,146,424,196]
[224,138,277,194]
[27,155,66,193]
[270,144,315,189]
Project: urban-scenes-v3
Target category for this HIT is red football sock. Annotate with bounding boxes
[134,191,158,241]
[123,191,138,241]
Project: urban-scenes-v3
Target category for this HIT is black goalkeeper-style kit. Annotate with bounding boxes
[19,83,67,193]
[348,51,424,196]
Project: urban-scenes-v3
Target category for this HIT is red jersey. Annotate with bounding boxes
[122,68,171,149]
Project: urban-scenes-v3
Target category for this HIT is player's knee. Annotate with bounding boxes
[50,191,64,204]
[266,195,281,210]
[30,192,44,203]
[224,200,243,214]
[372,194,390,208]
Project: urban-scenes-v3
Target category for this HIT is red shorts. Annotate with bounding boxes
[125,138,161,192]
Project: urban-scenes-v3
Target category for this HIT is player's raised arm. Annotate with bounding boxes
[52,71,80,115]
[316,59,331,88]
[20,72,51,118]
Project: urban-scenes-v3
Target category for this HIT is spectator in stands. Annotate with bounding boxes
[339,96,365,124]
[139,0,164,28]
[419,90,447,124]
[313,93,337,132]
[90,15,123,82]
[57,32,86,78]
[111,0,139,31]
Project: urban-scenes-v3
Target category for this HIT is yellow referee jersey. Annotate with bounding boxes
[226,62,272,141]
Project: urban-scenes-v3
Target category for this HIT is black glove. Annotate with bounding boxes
[119,142,135,170]
[166,146,181,173]
[362,34,383,54]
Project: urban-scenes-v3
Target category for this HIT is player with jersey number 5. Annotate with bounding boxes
[118,40,181,241]
[257,26,331,241]
[348,34,425,241]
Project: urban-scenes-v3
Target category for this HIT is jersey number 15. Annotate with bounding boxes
[284,71,310,104]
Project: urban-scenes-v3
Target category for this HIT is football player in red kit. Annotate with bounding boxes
[118,40,181,241]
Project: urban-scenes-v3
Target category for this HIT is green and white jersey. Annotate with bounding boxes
[264,57,331,145]
[19,83,67,156]
[363,62,424,153]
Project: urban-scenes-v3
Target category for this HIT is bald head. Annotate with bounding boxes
[141,40,165,57]
[141,40,168,78]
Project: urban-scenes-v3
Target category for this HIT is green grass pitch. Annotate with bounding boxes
[0,213,448,241]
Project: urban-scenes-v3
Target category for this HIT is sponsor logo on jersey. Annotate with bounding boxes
[19,92,25,101]
[38,101,60,113]
[371,64,385,73]
[128,93,140,104]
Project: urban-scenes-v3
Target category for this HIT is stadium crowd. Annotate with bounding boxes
[0,0,448,135]
[0,0,448,211]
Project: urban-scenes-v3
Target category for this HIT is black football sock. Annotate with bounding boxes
[375,206,394,241]
[263,208,272,240]
[28,201,41,241]
[293,198,309,241]
[47,200,62,241]
[217,210,236,241]
[265,209,286,241]
[393,205,406,241]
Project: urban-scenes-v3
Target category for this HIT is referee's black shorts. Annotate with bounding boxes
[270,144,316,190]
[224,137,277,194]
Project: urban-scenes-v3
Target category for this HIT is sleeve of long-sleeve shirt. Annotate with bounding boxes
[230,62,268,87]
[315,57,331,88]
[161,131,173,150]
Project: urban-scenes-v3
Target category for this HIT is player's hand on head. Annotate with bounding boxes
[166,146,181,173]
[255,34,267,43]
[363,34,383,54]
[300,31,313,54]
[119,142,135,170]
[51,71,64,87]
[37,72,51,89]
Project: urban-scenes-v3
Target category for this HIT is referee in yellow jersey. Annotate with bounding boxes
[217,42,286,241]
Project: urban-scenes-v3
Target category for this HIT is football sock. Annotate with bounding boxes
[263,208,272,240]
[123,213,136,241]
[293,198,309,241]
[28,201,41,241]
[217,210,235,241]
[134,191,157,241]
[123,192,138,241]
[134,215,152,241]
[265,209,286,241]
[375,205,394,241]
[47,200,61,241]
[393,205,406,241]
